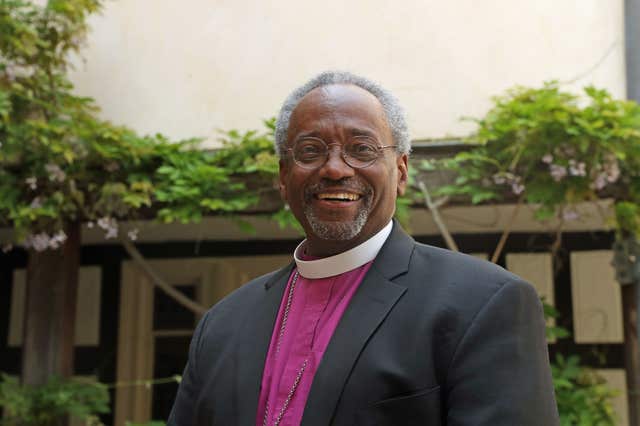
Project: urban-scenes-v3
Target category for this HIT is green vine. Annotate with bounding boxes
[436,82,640,237]
[0,373,109,426]
[0,0,303,250]
[552,355,618,426]
[543,303,618,426]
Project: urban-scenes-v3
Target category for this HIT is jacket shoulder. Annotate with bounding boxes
[411,242,526,289]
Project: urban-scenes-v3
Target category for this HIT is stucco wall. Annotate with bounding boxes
[68,0,626,146]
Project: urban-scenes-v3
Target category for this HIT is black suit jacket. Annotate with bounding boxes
[168,223,559,425]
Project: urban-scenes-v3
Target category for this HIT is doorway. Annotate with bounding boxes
[114,255,290,426]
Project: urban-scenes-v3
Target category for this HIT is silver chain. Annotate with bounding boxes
[263,271,309,426]
[276,271,298,355]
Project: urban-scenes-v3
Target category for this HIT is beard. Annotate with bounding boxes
[303,178,373,241]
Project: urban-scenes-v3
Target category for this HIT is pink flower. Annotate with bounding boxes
[562,209,580,221]
[29,197,42,209]
[105,227,118,239]
[48,231,67,249]
[25,177,37,190]
[45,163,66,182]
[98,216,119,239]
[22,231,66,251]
[493,174,507,185]
[550,164,567,182]
[590,174,607,190]
[568,160,586,177]
[542,154,553,164]
[127,228,139,241]
[605,161,620,183]
[511,182,525,195]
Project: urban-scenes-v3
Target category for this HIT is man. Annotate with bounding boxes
[168,71,559,425]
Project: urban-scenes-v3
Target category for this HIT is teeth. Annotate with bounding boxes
[317,192,360,201]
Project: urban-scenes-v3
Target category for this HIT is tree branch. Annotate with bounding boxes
[418,180,459,252]
[120,238,207,315]
[490,197,523,264]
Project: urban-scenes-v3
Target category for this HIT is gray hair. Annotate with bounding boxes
[274,71,411,157]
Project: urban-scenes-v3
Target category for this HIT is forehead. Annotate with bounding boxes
[287,84,390,140]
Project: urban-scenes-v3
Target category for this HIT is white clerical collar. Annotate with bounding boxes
[293,221,393,279]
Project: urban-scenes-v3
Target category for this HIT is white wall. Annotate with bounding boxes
[68,0,626,146]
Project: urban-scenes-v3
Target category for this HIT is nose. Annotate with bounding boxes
[317,144,355,180]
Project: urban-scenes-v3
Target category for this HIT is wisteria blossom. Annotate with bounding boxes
[589,156,620,190]
[604,158,620,183]
[5,64,36,81]
[25,177,37,190]
[48,231,68,249]
[511,181,525,195]
[45,163,66,182]
[24,233,49,251]
[97,216,118,239]
[591,173,608,190]
[506,175,525,195]
[22,230,67,252]
[568,160,586,177]
[29,197,42,209]
[492,174,507,185]
[562,209,580,221]
[492,173,525,195]
[549,164,567,182]
[127,228,139,241]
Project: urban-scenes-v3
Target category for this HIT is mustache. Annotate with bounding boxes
[304,178,373,198]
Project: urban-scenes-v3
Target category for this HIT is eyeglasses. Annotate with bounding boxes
[284,136,397,170]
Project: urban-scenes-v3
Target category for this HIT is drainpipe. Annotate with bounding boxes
[624,0,640,423]
[626,0,640,102]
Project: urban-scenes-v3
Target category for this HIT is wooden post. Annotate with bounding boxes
[21,222,80,385]
[623,283,640,425]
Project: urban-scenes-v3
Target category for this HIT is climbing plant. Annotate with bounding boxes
[0,373,109,426]
[0,0,292,250]
[436,82,640,238]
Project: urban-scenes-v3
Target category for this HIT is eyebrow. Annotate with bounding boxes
[348,128,377,139]
[294,131,323,141]
[294,128,379,141]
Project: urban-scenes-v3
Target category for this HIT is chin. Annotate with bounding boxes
[304,209,369,241]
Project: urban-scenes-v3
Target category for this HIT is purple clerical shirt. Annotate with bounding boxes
[256,262,372,426]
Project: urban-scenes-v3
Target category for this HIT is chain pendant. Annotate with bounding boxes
[263,271,309,426]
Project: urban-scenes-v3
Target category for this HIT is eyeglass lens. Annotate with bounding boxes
[292,137,382,169]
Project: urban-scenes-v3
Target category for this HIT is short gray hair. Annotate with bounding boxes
[274,71,410,157]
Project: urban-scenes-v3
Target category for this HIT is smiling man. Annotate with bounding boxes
[168,71,559,426]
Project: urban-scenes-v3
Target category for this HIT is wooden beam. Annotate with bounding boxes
[622,284,640,425]
[21,223,80,385]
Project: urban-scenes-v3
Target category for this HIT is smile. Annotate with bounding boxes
[315,192,361,201]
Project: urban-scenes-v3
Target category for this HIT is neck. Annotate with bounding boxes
[304,239,360,258]
[303,222,389,258]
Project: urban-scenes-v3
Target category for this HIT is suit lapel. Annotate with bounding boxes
[300,222,415,426]
[236,262,294,426]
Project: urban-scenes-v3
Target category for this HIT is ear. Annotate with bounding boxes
[278,159,289,201]
[396,153,409,196]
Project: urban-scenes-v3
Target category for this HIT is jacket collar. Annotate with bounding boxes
[300,220,414,425]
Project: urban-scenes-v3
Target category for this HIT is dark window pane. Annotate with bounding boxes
[153,285,196,330]
[152,336,191,421]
